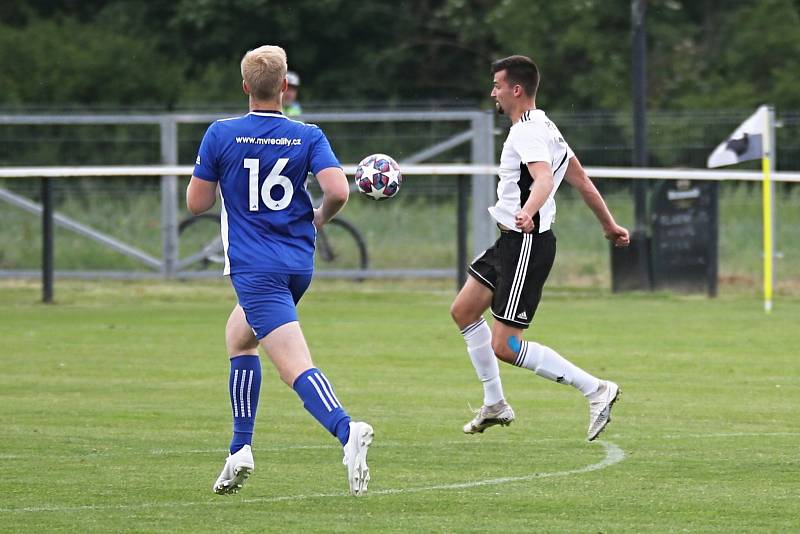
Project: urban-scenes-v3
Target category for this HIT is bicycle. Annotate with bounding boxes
[178,210,369,272]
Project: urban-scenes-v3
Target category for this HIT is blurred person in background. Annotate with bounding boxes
[283,70,302,116]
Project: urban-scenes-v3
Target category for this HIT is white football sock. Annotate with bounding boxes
[461,318,505,405]
[514,340,600,396]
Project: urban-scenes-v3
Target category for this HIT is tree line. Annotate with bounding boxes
[1,0,799,112]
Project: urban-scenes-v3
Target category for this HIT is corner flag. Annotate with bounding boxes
[707,105,775,313]
[707,105,768,168]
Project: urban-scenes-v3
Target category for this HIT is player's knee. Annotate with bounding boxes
[491,336,516,362]
[226,341,258,358]
[450,301,471,327]
[225,327,258,356]
[449,301,458,321]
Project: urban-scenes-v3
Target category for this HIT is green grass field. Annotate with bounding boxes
[1,280,798,532]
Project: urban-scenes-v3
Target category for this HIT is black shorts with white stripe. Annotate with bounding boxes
[468,228,556,329]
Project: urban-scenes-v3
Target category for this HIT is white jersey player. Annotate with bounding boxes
[450,55,630,441]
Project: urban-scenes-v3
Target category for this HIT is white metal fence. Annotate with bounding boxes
[2,164,798,279]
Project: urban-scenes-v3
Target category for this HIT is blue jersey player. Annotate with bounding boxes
[186,45,373,497]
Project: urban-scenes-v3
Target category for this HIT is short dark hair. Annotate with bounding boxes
[491,55,540,98]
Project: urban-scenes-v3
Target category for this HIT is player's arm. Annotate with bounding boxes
[515,161,554,233]
[187,122,219,216]
[313,166,349,229]
[563,156,630,247]
[186,176,218,215]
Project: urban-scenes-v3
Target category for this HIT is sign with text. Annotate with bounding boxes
[650,180,718,296]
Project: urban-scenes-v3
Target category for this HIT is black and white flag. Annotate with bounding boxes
[707,105,768,168]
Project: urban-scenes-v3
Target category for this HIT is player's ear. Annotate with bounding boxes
[242,80,250,95]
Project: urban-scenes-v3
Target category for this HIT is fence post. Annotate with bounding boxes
[470,110,496,259]
[160,118,179,278]
[41,177,54,303]
[456,175,468,289]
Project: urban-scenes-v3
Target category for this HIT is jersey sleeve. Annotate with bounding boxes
[566,142,575,160]
[308,127,341,174]
[192,122,220,182]
[511,123,551,165]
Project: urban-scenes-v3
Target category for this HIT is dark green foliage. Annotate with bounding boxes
[0,16,181,108]
[1,0,798,111]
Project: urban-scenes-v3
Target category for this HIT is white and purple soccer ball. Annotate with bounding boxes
[354,153,402,201]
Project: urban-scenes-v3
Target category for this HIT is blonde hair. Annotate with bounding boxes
[240,45,287,101]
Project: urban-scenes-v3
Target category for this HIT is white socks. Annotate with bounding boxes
[514,340,600,396]
[461,319,600,400]
[461,318,505,405]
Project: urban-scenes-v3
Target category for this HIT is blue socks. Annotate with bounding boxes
[293,368,351,446]
[227,360,350,452]
[228,355,262,454]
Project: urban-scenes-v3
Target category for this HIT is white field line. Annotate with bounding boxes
[1,441,623,514]
[4,432,797,513]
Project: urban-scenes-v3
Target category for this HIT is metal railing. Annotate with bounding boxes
[0,111,498,277]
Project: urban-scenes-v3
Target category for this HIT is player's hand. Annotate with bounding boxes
[515,211,535,233]
[604,224,630,247]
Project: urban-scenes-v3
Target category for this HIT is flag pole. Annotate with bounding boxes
[762,155,773,313]
[761,106,775,313]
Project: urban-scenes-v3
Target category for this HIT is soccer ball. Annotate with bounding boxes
[354,153,402,200]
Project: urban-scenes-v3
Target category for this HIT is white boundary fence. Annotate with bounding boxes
[3,163,800,181]
[0,111,498,277]
[2,164,799,279]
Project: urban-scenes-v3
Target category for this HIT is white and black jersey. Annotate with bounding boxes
[488,109,574,233]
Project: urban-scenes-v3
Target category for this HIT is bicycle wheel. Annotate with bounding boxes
[178,213,224,270]
[316,218,369,272]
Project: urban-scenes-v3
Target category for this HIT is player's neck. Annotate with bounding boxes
[510,101,537,124]
[248,96,282,113]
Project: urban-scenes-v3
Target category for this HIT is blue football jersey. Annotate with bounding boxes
[192,111,341,275]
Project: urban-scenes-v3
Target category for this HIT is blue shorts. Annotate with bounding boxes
[230,272,313,340]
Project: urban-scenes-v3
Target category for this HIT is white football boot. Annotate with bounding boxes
[463,400,515,434]
[212,444,254,495]
[342,421,373,496]
[587,380,620,441]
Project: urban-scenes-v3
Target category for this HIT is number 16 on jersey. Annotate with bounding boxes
[244,157,294,211]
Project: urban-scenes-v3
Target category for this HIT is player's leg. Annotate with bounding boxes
[493,320,619,440]
[258,321,313,386]
[245,272,372,495]
[489,229,620,440]
[259,321,353,443]
[492,319,601,394]
[452,244,514,434]
[451,276,507,407]
[213,304,259,495]
[226,304,261,453]
[235,272,351,443]
[258,320,372,495]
